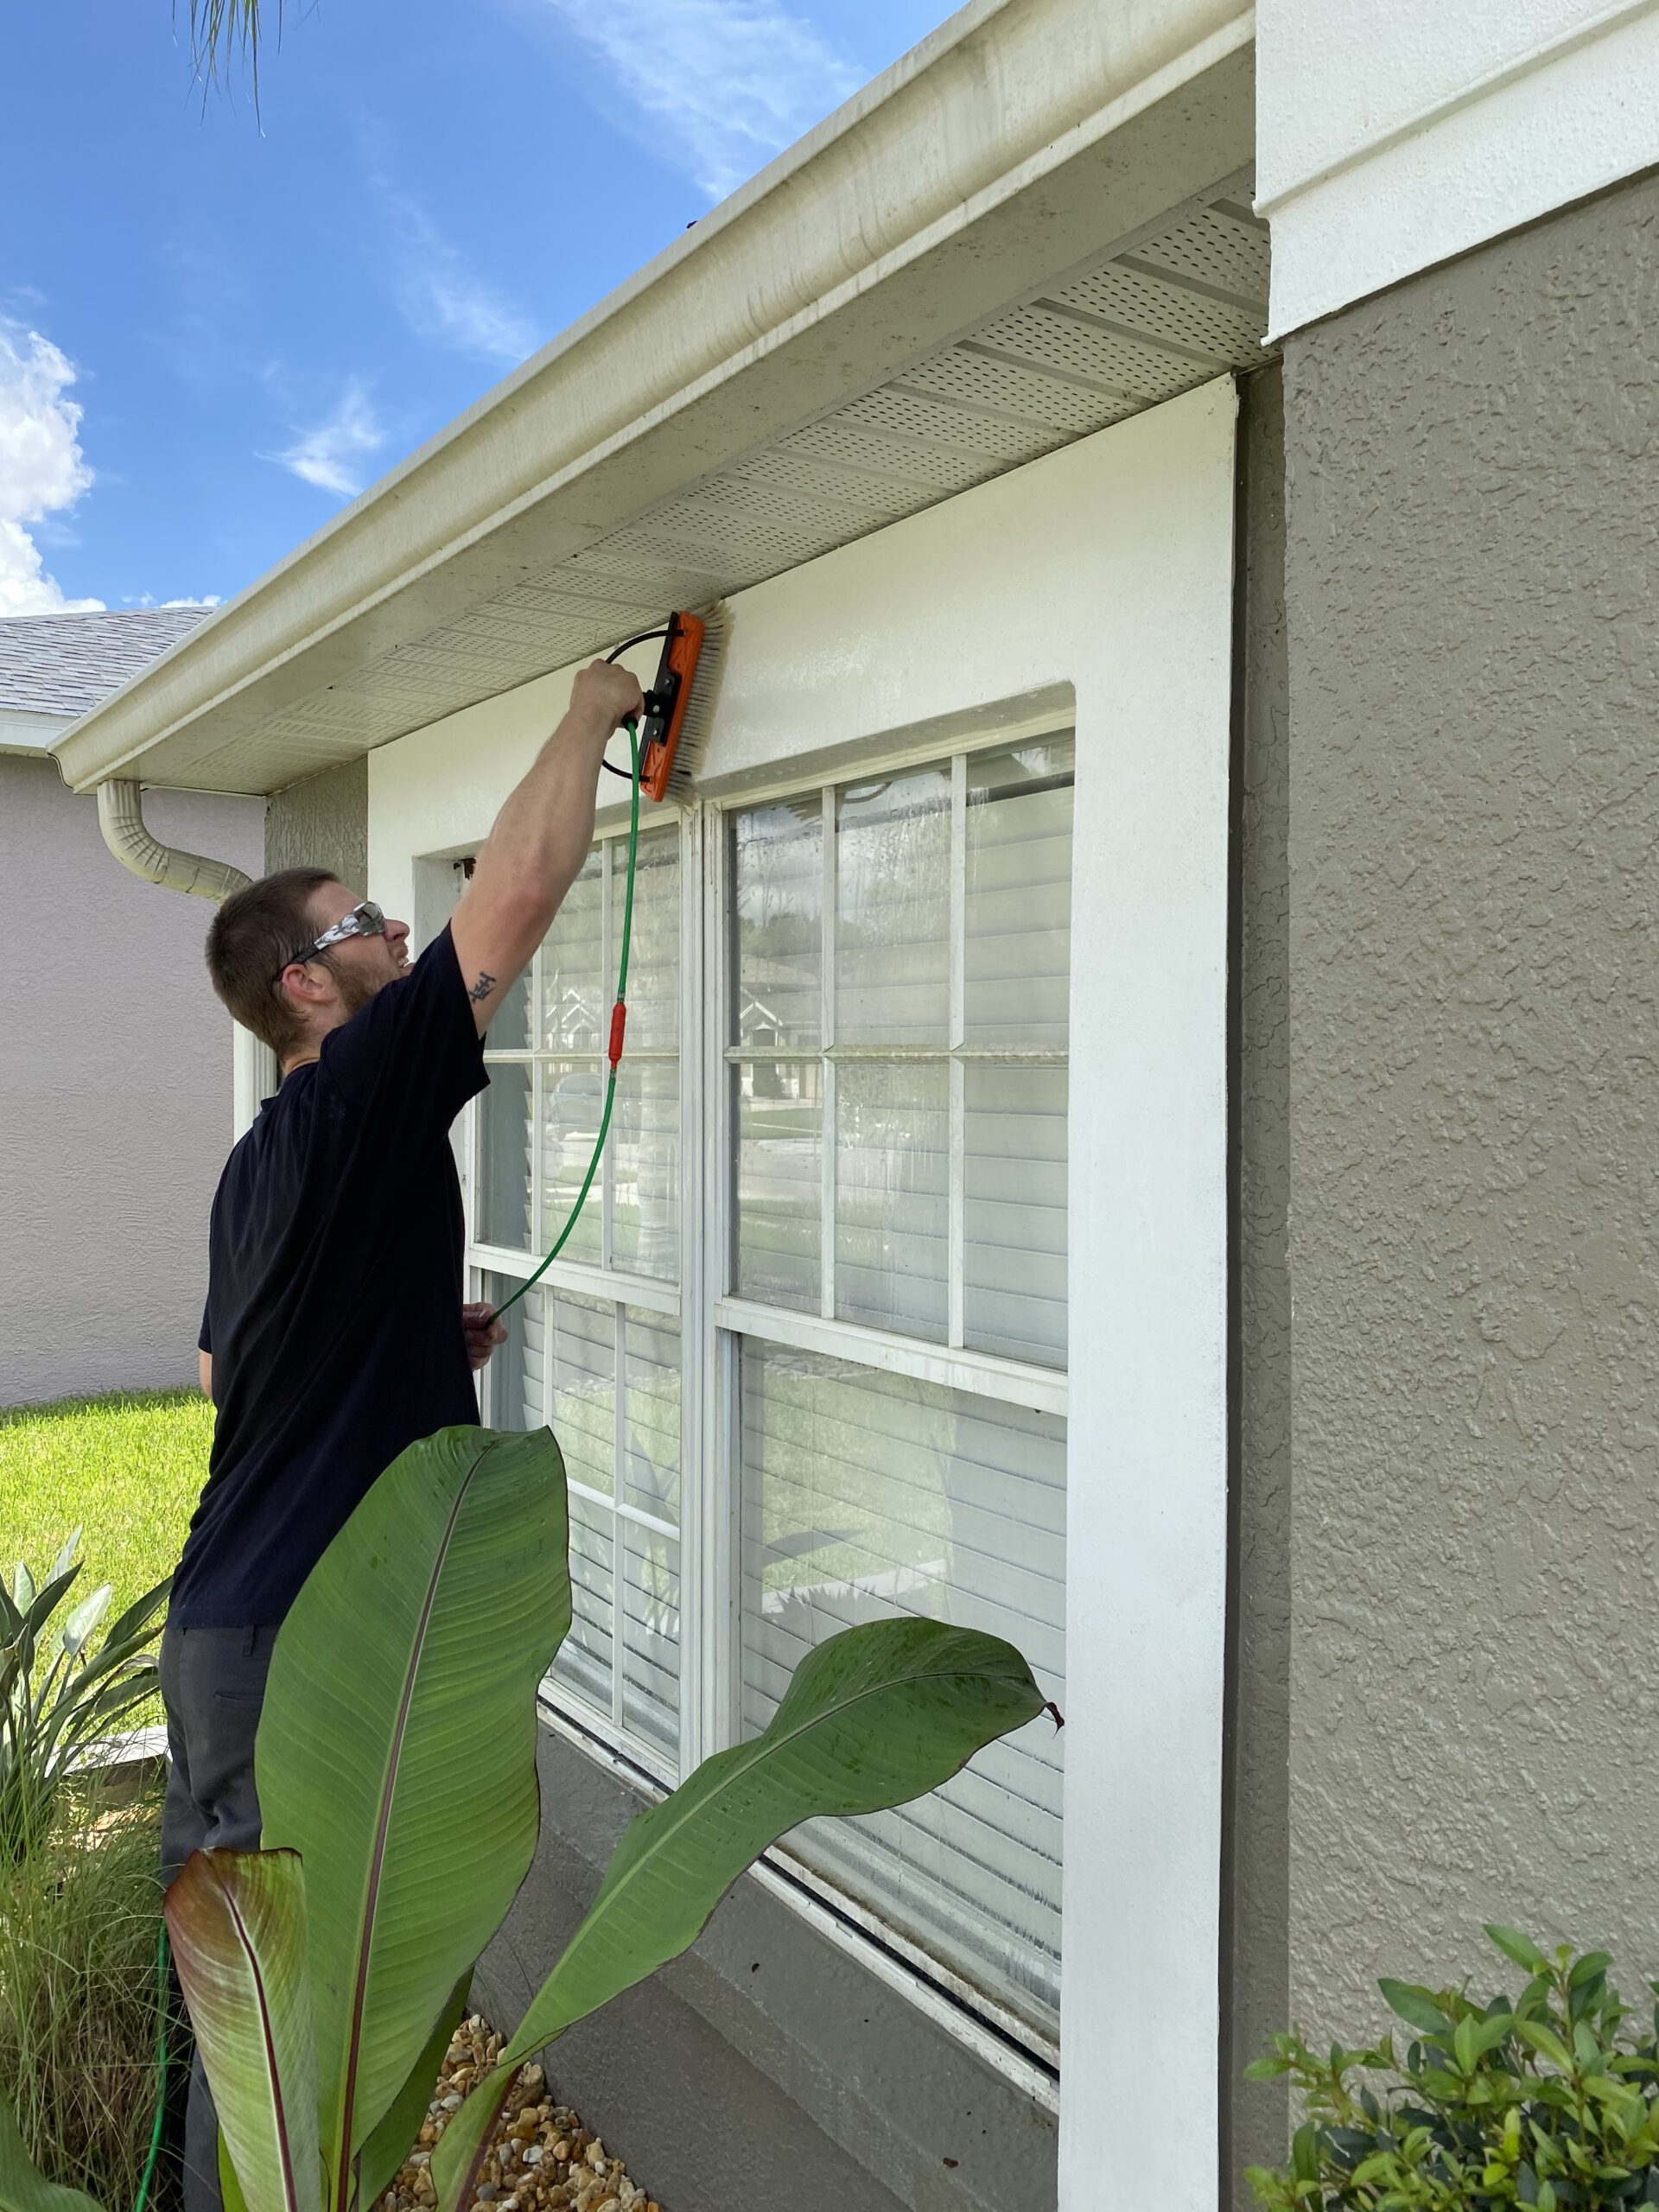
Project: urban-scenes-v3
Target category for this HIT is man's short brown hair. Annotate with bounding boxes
[206,868,340,1058]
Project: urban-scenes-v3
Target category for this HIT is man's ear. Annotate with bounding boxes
[276,962,334,1013]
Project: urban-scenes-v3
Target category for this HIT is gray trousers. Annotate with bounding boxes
[159,1623,276,2212]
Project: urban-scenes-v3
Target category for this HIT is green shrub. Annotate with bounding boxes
[1247,1928,1659,2211]
[0,1536,171,1864]
[0,1783,173,2212]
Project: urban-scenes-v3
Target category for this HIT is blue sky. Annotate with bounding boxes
[1,0,951,616]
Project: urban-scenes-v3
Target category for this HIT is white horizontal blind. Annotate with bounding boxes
[474,817,685,1779]
[726,731,1073,2044]
[741,1346,1065,2037]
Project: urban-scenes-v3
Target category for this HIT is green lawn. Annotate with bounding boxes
[0,1389,211,1618]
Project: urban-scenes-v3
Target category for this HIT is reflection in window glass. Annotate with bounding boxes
[477,1064,531,1252]
[554,1489,613,1713]
[617,829,681,1052]
[835,1060,949,1340]
[734,1060,822,1312]
[612,1058,678,1281]
[540,851,604,1052]
[836,769,950,1046]
[540,1060,603,1269]
[624,1311,681,1520]
[965,739,1075,1047]
[964,1065,1068,1367]
[621,1522,681,1758]
[741,1342,1065,2038]
[735,798,822,1050]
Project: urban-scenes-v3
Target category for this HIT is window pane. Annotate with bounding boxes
[624,1311,680,1521]
[481,1272,531,1431]
[546,1289,613,1499]
[552,1488,613,1713]
[540,1059,604,1268]
[741,1344,1065,2037]
[612,1058,678,1281]
[621,1522,680,1760]
[734,1059,821,1311]
[965,737,1074,1046]
[964,1065,1068,1367]
[616,827,680,1052]
[836,769,950,1045]
[482,967,531,1052]
[835,1061,948,1341]
[540,849,604,1052]
[477,1063,531,1251]
[735,798,822,1050]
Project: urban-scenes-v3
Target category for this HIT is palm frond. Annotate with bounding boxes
[186,0,283,90]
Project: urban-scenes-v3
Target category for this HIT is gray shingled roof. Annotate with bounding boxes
[0,607,212,718]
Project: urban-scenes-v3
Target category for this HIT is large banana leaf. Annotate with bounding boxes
[254,1426,570,2210]
[164,1850,321,2212]
[0,2097,103,2212]
[435,1618,1046,2210]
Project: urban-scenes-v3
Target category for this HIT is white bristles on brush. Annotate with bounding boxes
[658,597,730,804]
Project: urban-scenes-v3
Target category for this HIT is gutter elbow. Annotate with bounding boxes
[97,779,252,904]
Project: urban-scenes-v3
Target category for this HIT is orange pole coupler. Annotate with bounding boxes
[608,1000,627,1071]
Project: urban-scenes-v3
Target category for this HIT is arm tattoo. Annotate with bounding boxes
[468,970,497,1005]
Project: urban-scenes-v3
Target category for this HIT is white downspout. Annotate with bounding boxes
[97,778,277,1131]
[97,778,254,902]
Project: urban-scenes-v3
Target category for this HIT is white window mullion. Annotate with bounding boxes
[819,785,836,1322]
[530,944,544,1268]
[949,753,967,1350]
[601,840,615,1271]
[700,808,739,1758]
[611,1300,626,1735]
[677,808,707,1779]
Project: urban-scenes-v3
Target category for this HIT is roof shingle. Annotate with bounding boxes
[0,607,212,718]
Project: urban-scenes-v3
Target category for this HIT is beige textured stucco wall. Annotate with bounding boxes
[265,755,368,889]
[1281,168,1659,2037]
[0,759,264,1407]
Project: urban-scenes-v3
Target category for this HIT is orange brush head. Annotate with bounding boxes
[638,611,706,803]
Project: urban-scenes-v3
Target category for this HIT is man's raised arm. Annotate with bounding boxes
[449,660,644,1035]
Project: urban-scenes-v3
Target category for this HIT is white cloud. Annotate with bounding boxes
[538,0,863,199]
[263,378,385,497]
[372,181,540,366]
[0,325,105,615]
[124,591,224,609]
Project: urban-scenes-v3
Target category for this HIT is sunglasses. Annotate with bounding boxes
[276,899,388,982]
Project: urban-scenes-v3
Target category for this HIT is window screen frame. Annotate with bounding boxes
[461,707,1071,2070]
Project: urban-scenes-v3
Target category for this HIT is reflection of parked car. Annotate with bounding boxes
[544,1069,605,1175]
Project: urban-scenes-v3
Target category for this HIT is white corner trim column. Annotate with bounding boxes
[232,1025,277,1138]
[1257,0,1659,338]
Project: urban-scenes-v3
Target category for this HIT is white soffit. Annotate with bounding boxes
[1257,0,1659,340]
[55,0,1262,798]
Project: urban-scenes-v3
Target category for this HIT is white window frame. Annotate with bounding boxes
[385,379,1236,2209]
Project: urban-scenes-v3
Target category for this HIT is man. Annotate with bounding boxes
[162,658,644,2212]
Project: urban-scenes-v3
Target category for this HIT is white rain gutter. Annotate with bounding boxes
[52,0,1255,800]
[96,778,252,900]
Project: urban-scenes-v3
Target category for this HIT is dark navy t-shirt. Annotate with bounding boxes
[175,924,489,1628]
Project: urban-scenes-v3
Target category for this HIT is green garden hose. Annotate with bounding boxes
[131,1917,169,2212]
[488,710,641,1325]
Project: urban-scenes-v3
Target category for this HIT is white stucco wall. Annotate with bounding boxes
[1256,0,1659,336]
[369,380,1237,2212]
[0,757,264,1407]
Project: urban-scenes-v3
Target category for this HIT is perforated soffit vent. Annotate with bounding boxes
[205,175,1269,792]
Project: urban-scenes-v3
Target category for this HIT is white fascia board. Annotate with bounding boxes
[1258,0,1659,340]
[54,0,1253,797]
[0,708,73,757]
